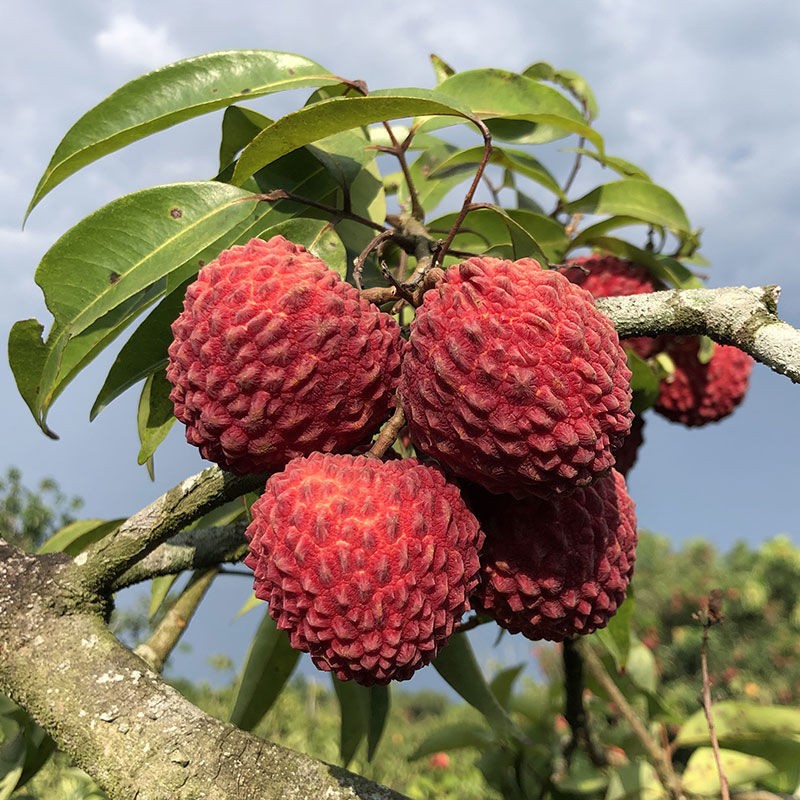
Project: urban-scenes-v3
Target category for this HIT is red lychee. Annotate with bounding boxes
[612,414,645,477]
[244,453,484,685]
[167,236,404,474]
[470,469,637,641]
[399,256,633,498]
[654,337,753,427]
[564,254,662,359]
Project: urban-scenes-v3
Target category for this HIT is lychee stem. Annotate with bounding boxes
[366,403,406,459]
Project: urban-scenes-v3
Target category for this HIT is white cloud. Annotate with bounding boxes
[94,13,182,70]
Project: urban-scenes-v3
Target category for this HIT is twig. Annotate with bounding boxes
[562,638,608,767]
[580,640,686,800]
[378,122,425,220]
[352,229,396,290]
[134,567,218,672]
[254,190,385,232]
[366,403,406,459]
[434,118,493,269]
[696,590,729,800]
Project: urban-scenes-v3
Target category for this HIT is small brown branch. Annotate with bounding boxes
[434,118,493,269]
[696,590,730,800]
[580,641,686,800]
[562,638,608,767]
[254,190,385,232]
[352,229,396,290]
[134,568,219,673]
[366,403,406,459]
[380,122,425,221]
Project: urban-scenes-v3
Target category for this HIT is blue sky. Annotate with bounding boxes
[2,1,799,688]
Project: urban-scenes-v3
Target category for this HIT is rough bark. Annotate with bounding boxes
[0,540,407,800]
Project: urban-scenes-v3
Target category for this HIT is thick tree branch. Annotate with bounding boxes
[113,522,249,590]
[0,540,407,800]
[596,285,800,382]
[74,467,267,597]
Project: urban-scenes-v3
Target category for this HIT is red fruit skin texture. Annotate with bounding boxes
[654,337,754,427]
[244,453,484,685]
[399,256,633,498]
[471,469,637,641]
[167,236,404,474]
[564,254,662,359]
[612,414,645,478]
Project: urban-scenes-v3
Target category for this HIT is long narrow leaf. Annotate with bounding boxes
[28,50,338,215]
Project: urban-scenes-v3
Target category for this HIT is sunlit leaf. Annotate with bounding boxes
[683,747,776,795]
[233,90,475,185]
[594,588,635,669]
[37,518,124,556]
[219,105,272,171]
[676,702,800,747]
[136,370,176,473]
[563,180,691,235]
[430,54,456,84]
[28,50,339,215]
[565,148,651,181]
[626,352,661,415]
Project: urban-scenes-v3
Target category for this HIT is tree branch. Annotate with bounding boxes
[0,540,408,800]
[596,285,800,383]
[73,467,267,597]
[112,522,249,591]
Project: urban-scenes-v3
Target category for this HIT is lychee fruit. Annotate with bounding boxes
[399,256,633,498]
[563,254,663,359]
[167,236,404,474]
[244,452,484,685]
[654,337,753,427]
[470,469,637,641]
[612,414,645,477]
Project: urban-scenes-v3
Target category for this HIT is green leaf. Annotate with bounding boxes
[432,632,517,736]
[522,63,599,120]
[429,206,552,265]
[565,148,651,181]
[0,717,25,800]
[430,145,565,200]
[233,90,475,186]
[430,54,456,84]
[578,236,704,290]
[235,592,263,619]
[28,50,339,215]
[11,182,260,436]
[563,180,691,236]
[605,760,666,800]
[229,612,300,731]
[433,69,602,150]
[682,747,776,795]
[149,574,179,620]
[675,702,800,747]
[594,588,635,669]
[570,216,653,248]
[37,518,124,556]
[219,105,272,171]
[136,370,176,472]
[624,641,659,694]
[330,679,390,766]
[489,664,525,710]
[410,723,494,759]
[627,352,661,415]
[397,138,461,215]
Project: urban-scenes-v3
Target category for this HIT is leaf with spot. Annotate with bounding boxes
[10,182,260,437]
[27,50,339,216]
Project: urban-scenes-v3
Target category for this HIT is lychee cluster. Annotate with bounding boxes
[166,240,654,683]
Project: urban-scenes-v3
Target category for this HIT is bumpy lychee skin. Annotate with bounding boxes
[564,254,662,358]
[244,453,484,685]
[470,469,637,641]
[399,257,633,498]
[654,337,753,427]
[167,236,404,474]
